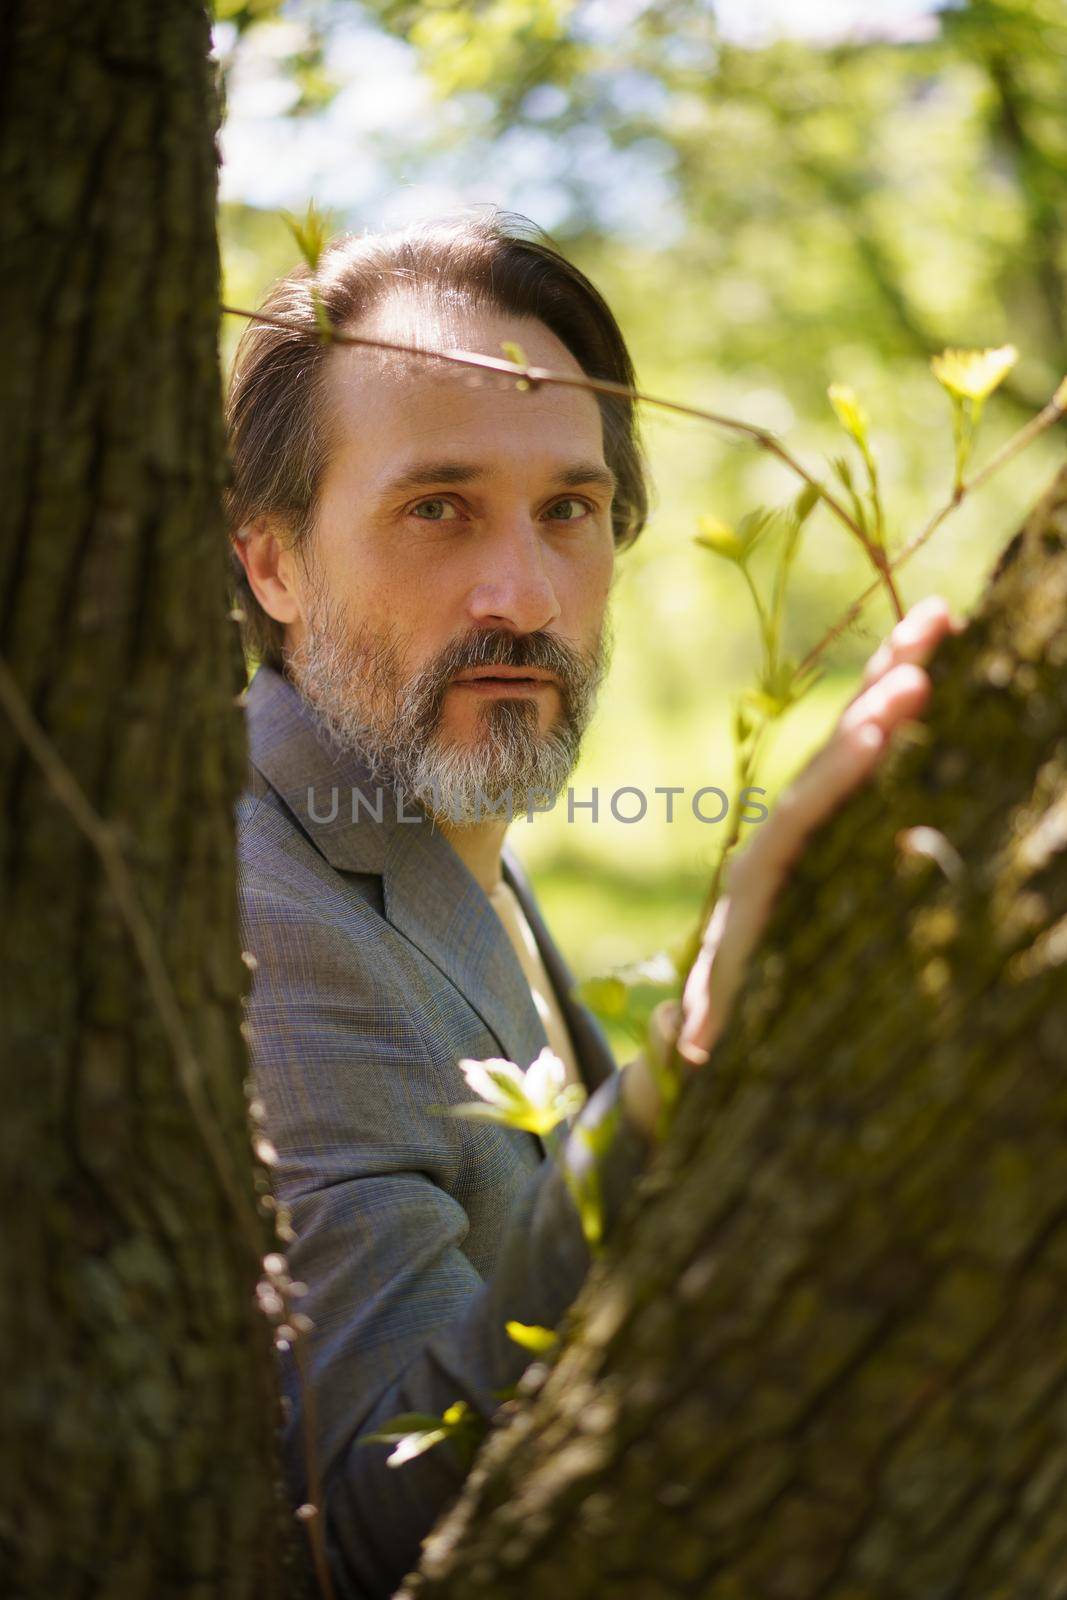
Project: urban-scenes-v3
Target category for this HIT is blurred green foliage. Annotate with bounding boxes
[217,1,1066,1045]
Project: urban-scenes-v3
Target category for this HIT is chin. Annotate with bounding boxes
[446,701,552,743]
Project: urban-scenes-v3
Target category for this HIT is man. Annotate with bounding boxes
[229,213,954,1598]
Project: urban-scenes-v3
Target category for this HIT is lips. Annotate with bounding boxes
[451,667,557,686]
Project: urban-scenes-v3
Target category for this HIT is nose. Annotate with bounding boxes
[466,518,562,634]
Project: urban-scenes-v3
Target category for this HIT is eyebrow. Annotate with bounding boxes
[381,459,618,497]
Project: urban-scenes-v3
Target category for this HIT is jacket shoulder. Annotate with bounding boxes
[235,771,383,923]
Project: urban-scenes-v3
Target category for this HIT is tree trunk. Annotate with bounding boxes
[406,463,1067,1599]
[0,4,295,1595]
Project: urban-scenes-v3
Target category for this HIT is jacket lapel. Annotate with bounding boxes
[379,816,549,1087]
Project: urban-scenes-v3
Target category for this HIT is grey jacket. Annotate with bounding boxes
[237,664,651,1599]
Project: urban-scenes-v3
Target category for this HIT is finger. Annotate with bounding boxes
[735,660,928,894]
[681,631,949,1066]
[680,716,887,1063]
[677,945,714,1063]
[735,715,886,887]
[857,595,961,694]
[840,660,931,739]
[686,892,767,1061]
[646,997,683,1068]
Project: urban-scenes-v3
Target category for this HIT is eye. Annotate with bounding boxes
[544,497,593,523]
[411,498,461,521]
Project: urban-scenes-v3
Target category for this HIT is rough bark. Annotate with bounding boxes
[0,4,294,1595]
[406,463,1067,1599]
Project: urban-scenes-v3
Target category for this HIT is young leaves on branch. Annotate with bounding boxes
[359,1323,560,1473]
[281,199,334,342]
[430,1046,585,1136]
[359,1401,484,1470]
[826,382,898,612]
[431,1046,611,1252]
[504,1321,559,1355]
[670,486,821,997]
[930,344,1018,494]
[577,950,680,1047]
[695,490,818,734]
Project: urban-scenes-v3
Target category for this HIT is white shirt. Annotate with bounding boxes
[486,878,582,1086]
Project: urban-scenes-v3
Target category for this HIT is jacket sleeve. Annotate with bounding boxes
[239,870,652,1600]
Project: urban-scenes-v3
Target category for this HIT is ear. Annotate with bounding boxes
[232,518,303,625]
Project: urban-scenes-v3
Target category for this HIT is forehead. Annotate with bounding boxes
[321,293,606,481]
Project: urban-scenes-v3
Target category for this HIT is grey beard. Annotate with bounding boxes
[286,595,609,826]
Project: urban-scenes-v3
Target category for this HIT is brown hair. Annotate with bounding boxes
[225,211,649,669]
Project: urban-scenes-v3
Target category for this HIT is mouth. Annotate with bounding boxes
[450,667,558,695]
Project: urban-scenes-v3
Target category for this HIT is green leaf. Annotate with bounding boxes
[385,1429,449,1467]
[576,952,679,1044]
[578,1099,623,1164]
[829,454,854,491]
[740,656,818,721]
[828,383,871,450]
[563,1151,605,1253]
[733,699,759,746]
[281,199,331,273]
[430,1091,586,1136]
[310,286,332,344]
[695,516,745,562]
[695,507,775,566]
[576,974,629,1020]
[359,1412,451,1444]
[829,454,870,537]
[930,345,1017,404]
[563,1094,631,1254]
[737,507,776,550]
[505,1321,559,1353]
[213,0,281,20]
[359,1401,484,1469]
[793,482,820,523]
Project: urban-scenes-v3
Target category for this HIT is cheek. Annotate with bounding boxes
[310,530,421,621]
[563,533,615,618]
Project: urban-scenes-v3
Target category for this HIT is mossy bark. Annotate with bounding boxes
[405,464,1067,1599]
[0,4,296,1595]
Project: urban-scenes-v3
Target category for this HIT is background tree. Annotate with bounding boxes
[358,0,1066,404]
[0,3,297,1594]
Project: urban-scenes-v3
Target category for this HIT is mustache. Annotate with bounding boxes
[437,628,592,683]
[287,596,610,809]
[408,626,606,727]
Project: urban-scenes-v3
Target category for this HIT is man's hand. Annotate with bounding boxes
[621,595,962,1140]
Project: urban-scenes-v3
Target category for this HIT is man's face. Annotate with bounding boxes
[280,295,616,821]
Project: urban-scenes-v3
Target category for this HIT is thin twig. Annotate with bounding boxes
[223,302,1063,956]
[223,302,1063,679]
[797,385,1067,680]
[221,302,871,550]
[292,1328,338,1600]
[965,390,1066,494]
